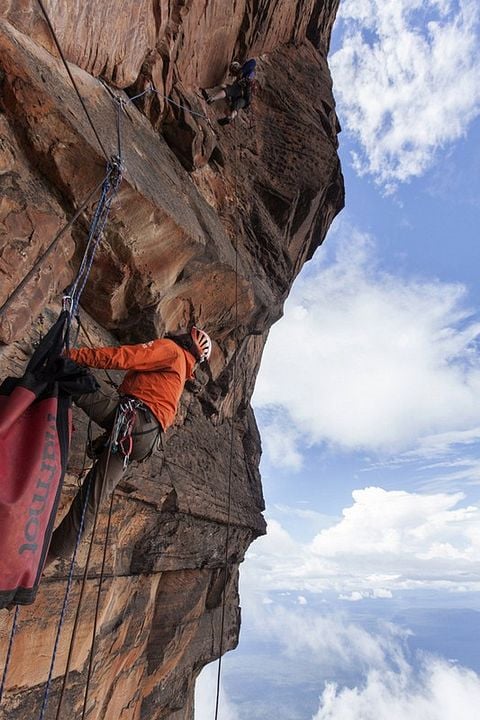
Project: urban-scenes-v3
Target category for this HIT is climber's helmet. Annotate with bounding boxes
[191,326,212,362]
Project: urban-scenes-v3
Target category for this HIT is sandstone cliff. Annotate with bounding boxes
[0,2,344,718]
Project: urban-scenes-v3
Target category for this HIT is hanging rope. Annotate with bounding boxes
[0,605,19,703]
[123,85,209,121]
[54,417,116,720]
[2,160,121,715]
[66,156,123,325]
[53,414,96,720]
[116,99,124,160]
[80,486,116,720]
[6,158,123,720]
[39,397,120,720]
[36,0,109,160]
[3,5,245,715]
[36,437,100,720]
[75,313,118,389]
[1,0,126,323]
[11,6,124,715]
[53,504,95,720]
[0,173,111,320]
[213,129,241,720]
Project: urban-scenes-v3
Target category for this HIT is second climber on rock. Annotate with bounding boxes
[202,58,256,125]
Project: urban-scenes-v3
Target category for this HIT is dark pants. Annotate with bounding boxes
[48,388,161,560]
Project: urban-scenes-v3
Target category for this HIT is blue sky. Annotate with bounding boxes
[196,2,480,718]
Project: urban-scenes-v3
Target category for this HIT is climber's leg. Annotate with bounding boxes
[47,442,125,560]
[73,387,119,429]
[202,86,227,103]
[47,404,160,561]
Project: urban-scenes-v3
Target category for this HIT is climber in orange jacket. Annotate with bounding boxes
[47,327,212,563]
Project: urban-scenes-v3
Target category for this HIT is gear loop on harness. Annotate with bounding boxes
[110,397,144,468]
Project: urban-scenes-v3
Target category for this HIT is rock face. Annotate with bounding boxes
[0,2,343,718]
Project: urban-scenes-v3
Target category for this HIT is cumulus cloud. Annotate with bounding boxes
[194,663,239,720]
[331,0,480,188]
[339,589,393,601]
[242,487,480,596]
[254,228,480,459]
[313,657,480,720]
[238,592,480,720]
[246,602,408,674]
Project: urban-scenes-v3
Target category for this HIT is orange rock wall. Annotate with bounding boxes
[0,1,343,718]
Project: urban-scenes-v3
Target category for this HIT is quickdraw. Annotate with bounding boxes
[111,397,142,468]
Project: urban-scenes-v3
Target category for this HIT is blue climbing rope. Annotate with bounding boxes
[67,157,123,323]
[37,469,95,720]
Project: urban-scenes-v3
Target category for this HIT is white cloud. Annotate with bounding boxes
[313,657,480,720]
[331,0,480,188]
[339,589,393,601]
[237,590,480,720]
[311,487,479,560]
[339,591,366,602]
[271,504,340,533]
[238,558,480,719]
[247,603,406,673]
[259,412,304,471]
[254,228,480,458]
[415,427,480,458]
[242,487,480,596]
[194,663,239,720]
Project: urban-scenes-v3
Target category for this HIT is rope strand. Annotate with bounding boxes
[68,158,123,321]
[80,488,116,720]
[213,133,240,720]
[36,0,109,160]
[50,417,117,720]
[0,173,110,320]
[0,605,19,703]
[37,466,95,720]
[123,85,209,121]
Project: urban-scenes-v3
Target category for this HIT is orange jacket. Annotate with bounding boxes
[69,339,196,430]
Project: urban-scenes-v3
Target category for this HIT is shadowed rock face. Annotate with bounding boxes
[0,2,343,718]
